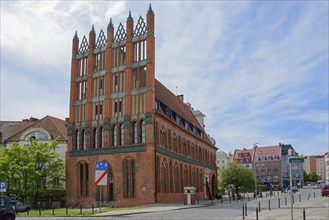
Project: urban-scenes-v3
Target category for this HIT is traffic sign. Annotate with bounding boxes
[288,157,304,164]
[95,162,108,186]
[0,182,7,192]
[0,182,6,189]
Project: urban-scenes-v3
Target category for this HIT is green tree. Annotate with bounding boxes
[0,138,65,204]
[303,170,309,182]
[219,161,255,197]
[308,172,318,183]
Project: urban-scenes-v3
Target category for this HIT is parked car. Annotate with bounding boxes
[0,196,16,220]
[321,185,329,196]
[10,200,31,212]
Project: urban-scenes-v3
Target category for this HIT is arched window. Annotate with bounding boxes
[123,158,135,198]
[140,120,146,143]
[156,156,161,193]
[112,125,117,146]
[76,130,80,150]
[174,162,179,193]
[169,161,173,192]
[80,129,87,150]
[173,133,177,153]
[132,121,138,144]
[162,159,169,193]
[100,127,104,148]
[24,131,49,141]
[120,123,124,145]
[93,128,98,149]
[167,129,172,150]
[79,162,89,196]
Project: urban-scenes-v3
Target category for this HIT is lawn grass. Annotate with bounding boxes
[15,206,146,217]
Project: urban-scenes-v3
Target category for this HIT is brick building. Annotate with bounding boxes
[66,5,217,208]
[233,148,253,169]
[253,145,282,189]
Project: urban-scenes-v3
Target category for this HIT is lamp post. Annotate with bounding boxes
[254,143,258,198]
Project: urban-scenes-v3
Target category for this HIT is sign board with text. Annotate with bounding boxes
[288,157,304,164]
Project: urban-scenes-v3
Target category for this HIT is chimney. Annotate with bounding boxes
[177,94,184,102]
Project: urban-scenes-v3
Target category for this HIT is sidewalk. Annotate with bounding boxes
[235,196,329,220]
[96,199,212,217]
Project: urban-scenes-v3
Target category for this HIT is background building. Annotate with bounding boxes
[0,115,67,206]
[233,148,253,169]
[280,144,304,188]
[303,155,326,183]
[66,6,217,208]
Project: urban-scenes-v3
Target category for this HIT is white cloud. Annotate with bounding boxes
[1,1,327,155]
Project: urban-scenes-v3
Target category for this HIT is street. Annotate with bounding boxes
[16,189,326,220]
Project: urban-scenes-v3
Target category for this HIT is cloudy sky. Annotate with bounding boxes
[1,1,328,156]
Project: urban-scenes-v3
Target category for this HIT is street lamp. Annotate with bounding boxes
[254,143,258,198]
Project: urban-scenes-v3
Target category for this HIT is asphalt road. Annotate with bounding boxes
[16,188,325,220]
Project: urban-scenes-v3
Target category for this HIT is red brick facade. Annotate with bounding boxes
[66,5,217,208]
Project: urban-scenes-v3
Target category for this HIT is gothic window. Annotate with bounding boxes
[162,159,169,193]
[81,129,85,150]
[169,161,173,193]
[120,123,124,146]
[100,127,104,148]
[156,156,160,193]
[173,133,177,153]
[75,130,80,150]
[174,162,179,193]
[167,129,172,150]
[133,121,138,144]
[123,158,135,198]
[180,164,183,193]
[79,162,89,196]
[112,125,117,146]
[140,120,146,143]
[93,128,98,149]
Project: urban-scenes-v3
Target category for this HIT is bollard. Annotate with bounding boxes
[299,194,301,202]
[258,201,261,213]
[285,197,287,206]
[292,195,294,204]
[242,204,245,219]
[66,206,68,215]
[303,208,306,220]
[313,192,315,198]
[256,208,259,220]
[278,198,280,208]
[245,203,248,216]
[268,199,271,210]
[92,203,94,214]
[221,197,223,204]
[307,193,310,200]
[80,204,82,214]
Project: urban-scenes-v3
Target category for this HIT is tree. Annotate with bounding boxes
[219,161,255,197]
[0,138,65,204]
[303,170,309,182]
[308,172,318,183]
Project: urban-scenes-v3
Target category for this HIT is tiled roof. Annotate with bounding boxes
[233,148,254,160]
[155,79,214,146]
[1,115,67,142]
[0,121,33,141]
[254,145,281,161]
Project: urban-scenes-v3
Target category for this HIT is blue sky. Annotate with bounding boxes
[1,1,328,156]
